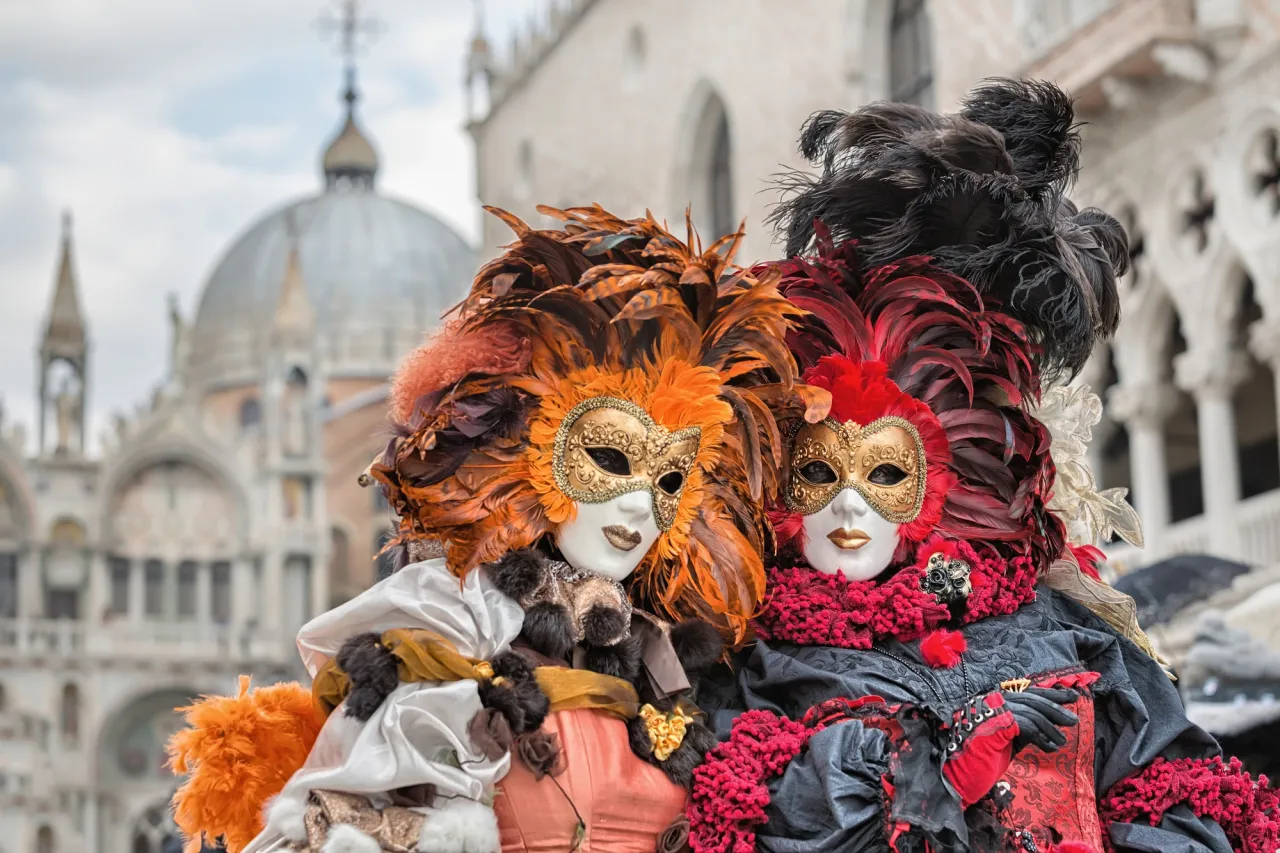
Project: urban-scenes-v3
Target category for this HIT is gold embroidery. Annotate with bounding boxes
[1000,678,1032,692]
[553,396,701,531]
[784,416,928,522]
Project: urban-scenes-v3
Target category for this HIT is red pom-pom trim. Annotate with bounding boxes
[920,629,967,668]
[754,538,1038,650]
[1100,756,1280,853]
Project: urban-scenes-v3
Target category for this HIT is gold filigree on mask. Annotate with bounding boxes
[784,416,927,522]
[553,396,701,531]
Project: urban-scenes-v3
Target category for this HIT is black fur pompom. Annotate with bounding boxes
[581,604,630,647]
[477,650,550,734]
[486,549,548,601]
[583,632,643,682]
[669,620,724,682]
[522,601,577,662]
[337,632,400,721]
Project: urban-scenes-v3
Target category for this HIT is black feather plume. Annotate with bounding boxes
[771,78,1127,381]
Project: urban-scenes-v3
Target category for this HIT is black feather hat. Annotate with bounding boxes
[770,78,1128,381]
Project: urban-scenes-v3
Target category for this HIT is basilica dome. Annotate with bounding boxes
[187,94,476,391]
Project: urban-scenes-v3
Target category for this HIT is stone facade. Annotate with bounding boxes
[469,0,1280,572]
[0,82,473,853]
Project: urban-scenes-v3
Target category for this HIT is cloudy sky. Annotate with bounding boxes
[0,0,540,451]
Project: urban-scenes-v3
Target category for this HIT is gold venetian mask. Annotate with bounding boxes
[784,416,927,522]
[553,397,701,530]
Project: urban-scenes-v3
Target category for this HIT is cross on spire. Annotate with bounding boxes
[1252,129,1280,217]
[1181,170,1215,254]
[316,1,384,113]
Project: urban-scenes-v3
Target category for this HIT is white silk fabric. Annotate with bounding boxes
[242,558,525,853]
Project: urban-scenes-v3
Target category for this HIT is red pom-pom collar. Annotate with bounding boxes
[755,538,1039,650]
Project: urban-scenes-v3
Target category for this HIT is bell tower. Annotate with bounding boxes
[38,211,88,457]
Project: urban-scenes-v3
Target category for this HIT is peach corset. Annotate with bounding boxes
[494,707,687,853]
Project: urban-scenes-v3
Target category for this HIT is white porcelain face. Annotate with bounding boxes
[801,486,901,581]
[555,490,661,581]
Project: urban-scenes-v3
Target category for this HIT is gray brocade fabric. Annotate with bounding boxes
[702,586,1233,853]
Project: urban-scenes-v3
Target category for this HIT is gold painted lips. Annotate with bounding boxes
[827,528,870,551]
[603,525,643,552]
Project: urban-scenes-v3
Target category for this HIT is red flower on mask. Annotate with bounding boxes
[771,355,955,563]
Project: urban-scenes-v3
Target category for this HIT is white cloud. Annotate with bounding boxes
[0,0,544,453]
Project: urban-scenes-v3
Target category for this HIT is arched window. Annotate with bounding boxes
[1165,316,1203,522]
[239,398,262,430]
[177,561,198,619]
[889,0,934,108]
[61,683,80,745]
[687,91,735,242]
[516,140,534,199]
[287,366,308,388]
[144,560,166,619]
[36,826,54,853]
[1097,349,1133,498]
[1232,276,1278,500]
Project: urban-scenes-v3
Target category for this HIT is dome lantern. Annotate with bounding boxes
[321,71,379,190]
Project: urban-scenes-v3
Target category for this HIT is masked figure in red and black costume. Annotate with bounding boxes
[687,80,1280,853]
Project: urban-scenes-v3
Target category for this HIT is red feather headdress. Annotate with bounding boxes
[763,226,1064,574]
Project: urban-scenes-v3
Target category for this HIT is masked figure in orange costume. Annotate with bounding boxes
[167,205,813,853]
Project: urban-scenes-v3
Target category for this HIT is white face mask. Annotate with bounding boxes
[801,487,901,581]
[555,490,661,581]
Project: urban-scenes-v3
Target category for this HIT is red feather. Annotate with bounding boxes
[920,629,967,669]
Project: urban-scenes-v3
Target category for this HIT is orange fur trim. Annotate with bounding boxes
[167,677,324,853]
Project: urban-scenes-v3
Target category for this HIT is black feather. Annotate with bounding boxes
[770,78,1127,381]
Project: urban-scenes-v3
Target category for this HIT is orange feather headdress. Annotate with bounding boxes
[373,205,824,644]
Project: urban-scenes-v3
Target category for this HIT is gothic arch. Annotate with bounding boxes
[672,81,737,243]
[94,687,206,784]
[1216,103,1280,237]
[98,441,249,554]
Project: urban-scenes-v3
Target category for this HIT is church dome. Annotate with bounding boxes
[187,88,475,391]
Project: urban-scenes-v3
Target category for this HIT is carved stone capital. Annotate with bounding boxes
[1174,347,1251,400]
[1248,320,1280,367]
[1107,382,1180,428]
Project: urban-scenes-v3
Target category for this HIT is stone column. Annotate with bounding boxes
[127,559,144,624]
[195,561,212,627]
[1108,382,1179,554]
[1175,347,1250,558]
[1249,320,1280,476]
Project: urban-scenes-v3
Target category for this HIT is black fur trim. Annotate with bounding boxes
[336,632,400,721]
[669,620,724,680]
[627,714,654,758]
[485,549,548,601]
[521,602,577,662]
[478,651,550,735]
[490,649,536,681]
[659,720,718,788]
[581,604,629,647]
[582,632,643,682]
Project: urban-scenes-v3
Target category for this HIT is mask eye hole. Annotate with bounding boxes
[868,463,907,486]
[798,461,838,485]
[586,447,631,476]
[656,471,685,495]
